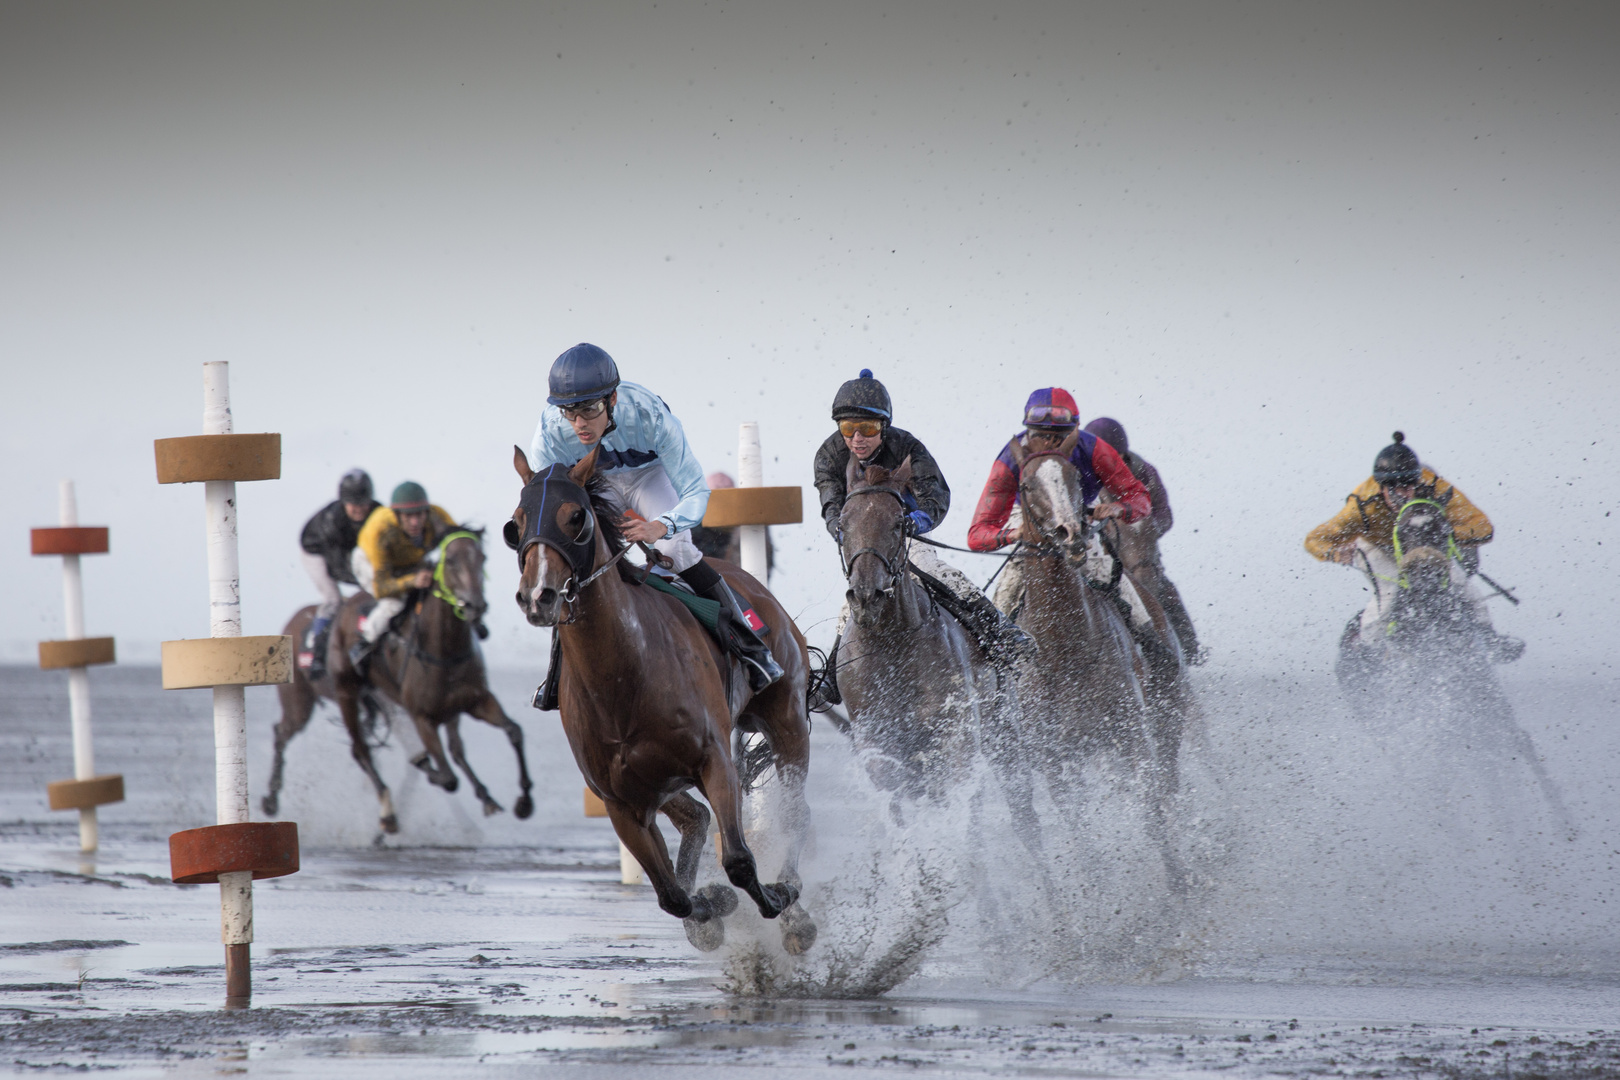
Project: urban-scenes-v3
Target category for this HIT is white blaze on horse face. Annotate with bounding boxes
[1028,457,1087,555]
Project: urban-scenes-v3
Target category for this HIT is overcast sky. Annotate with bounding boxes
[4,1,1617,675]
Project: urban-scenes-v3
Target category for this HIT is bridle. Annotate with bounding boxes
[838,485,909,589]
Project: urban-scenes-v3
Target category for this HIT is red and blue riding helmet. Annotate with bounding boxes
[1023,387,1079,431]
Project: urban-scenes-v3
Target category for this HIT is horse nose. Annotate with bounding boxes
[538,588,557,607]
[1053,523,1073,546]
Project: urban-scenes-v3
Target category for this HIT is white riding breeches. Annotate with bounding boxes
[301,550,343,620]
[597,463,704,573]
[349,548,404,643]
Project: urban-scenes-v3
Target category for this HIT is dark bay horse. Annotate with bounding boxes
[263,529,535,834]
[836,456,1009,804]
[510,446,816,954]
[1008,433,1187,889]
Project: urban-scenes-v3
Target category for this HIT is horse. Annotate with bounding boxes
[1007,431,1187,889]
[834,455,1015,804]
[509,446,816,954]
[262,528,536,835]
[1336,503,1573,833]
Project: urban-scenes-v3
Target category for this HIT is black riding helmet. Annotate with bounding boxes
[831,369,893,422]
[338,468,374,504]
[1373,431,1423,486]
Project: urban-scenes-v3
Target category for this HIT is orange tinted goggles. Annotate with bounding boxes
[838,419,884,438]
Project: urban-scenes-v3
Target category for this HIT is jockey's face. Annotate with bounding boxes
[1382,483,1418,510]
[1025,428,1068,453]
[343,501,370,523]
[843,430,882,460]
[399,509,429,542]
[567,392,618,446]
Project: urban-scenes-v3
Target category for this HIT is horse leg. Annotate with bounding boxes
[408,714,459,792]
[700,750,797,920]
[444,717,503,816]
[336,685,398,834]
[467,692,535,820]
[660,792,736,951]
[603,800,732,933]
[262,678,317,818]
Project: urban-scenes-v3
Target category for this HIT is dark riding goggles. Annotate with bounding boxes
[1021,404,1076,429]
[838,419,884,438]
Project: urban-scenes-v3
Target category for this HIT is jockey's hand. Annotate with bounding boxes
[1332,545,1359,566]
[1091,501,1128,521]
[413,569,434,589]
[623,518,669,545]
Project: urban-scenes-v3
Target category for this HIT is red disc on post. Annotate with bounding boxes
[169,822,299,884]
[31,527,110,556]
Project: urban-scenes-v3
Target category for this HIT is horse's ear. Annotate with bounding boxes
[892,455,914,488]
[1057,429,1080,458]
[845,451,864,490]
[570,445,602,486]
[1007,437,1027,468]
[513,445,535,485]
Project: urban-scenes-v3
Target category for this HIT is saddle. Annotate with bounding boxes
[531,570,761,712]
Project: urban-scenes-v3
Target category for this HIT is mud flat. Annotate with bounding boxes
[2,664,1616,1076]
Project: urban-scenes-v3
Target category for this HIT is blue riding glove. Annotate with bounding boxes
[903,510,933,537]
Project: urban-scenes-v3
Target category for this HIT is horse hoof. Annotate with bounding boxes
[761,880,800,918]
[513,794,534,820]
[684,914,726,952]
[696,882,739,918]
[261,795,278,817]
[380,814,399,834]
[434,775,459,793]
[780,904,818,956]
[481,800,503,817]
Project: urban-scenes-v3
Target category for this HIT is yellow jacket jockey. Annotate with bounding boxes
[349,480,458,672]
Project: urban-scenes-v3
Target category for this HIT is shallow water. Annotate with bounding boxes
[1,662,1616,1076]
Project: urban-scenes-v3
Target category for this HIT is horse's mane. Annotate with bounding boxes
[580,474,637,579]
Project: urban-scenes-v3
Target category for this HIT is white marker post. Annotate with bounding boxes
[156,362,298,1007]
[736,422,769,582]
[32,483,121,853]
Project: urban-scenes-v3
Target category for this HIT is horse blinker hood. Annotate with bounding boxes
[509,465,598,581]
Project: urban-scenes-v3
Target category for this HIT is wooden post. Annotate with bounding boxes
[156,361,297,1009]
[736,422,768,582]
[32,486,121,853]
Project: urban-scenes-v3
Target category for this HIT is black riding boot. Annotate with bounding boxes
[347,637,377,678]
[680,562,785,693]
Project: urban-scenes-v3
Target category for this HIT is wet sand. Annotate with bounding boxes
[2,664,1616,1076]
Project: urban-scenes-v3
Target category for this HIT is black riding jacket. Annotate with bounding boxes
[813,425,951,538]
[299,499,380,584]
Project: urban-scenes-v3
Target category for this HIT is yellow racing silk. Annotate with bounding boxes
[357,504,458,598]
[1304,468,1492,562]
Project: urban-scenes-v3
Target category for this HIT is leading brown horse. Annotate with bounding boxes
[1008,433,1188,891]
[263,529,535,834]
[510,446,816,954]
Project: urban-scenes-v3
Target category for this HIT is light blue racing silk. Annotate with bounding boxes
[528,381,711,537]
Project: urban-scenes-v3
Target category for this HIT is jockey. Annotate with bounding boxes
[298,468,380,679]
[528,343,784,692]
[812,369,1033,662]
[1304,431,1521,660]
[967,388,1153,626]
[1083,417,1204,662]
[348,480,458,675]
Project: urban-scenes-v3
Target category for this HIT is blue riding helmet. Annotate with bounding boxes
[547,343,622,407]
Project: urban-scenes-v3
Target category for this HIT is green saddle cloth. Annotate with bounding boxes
[641,573,722,632]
